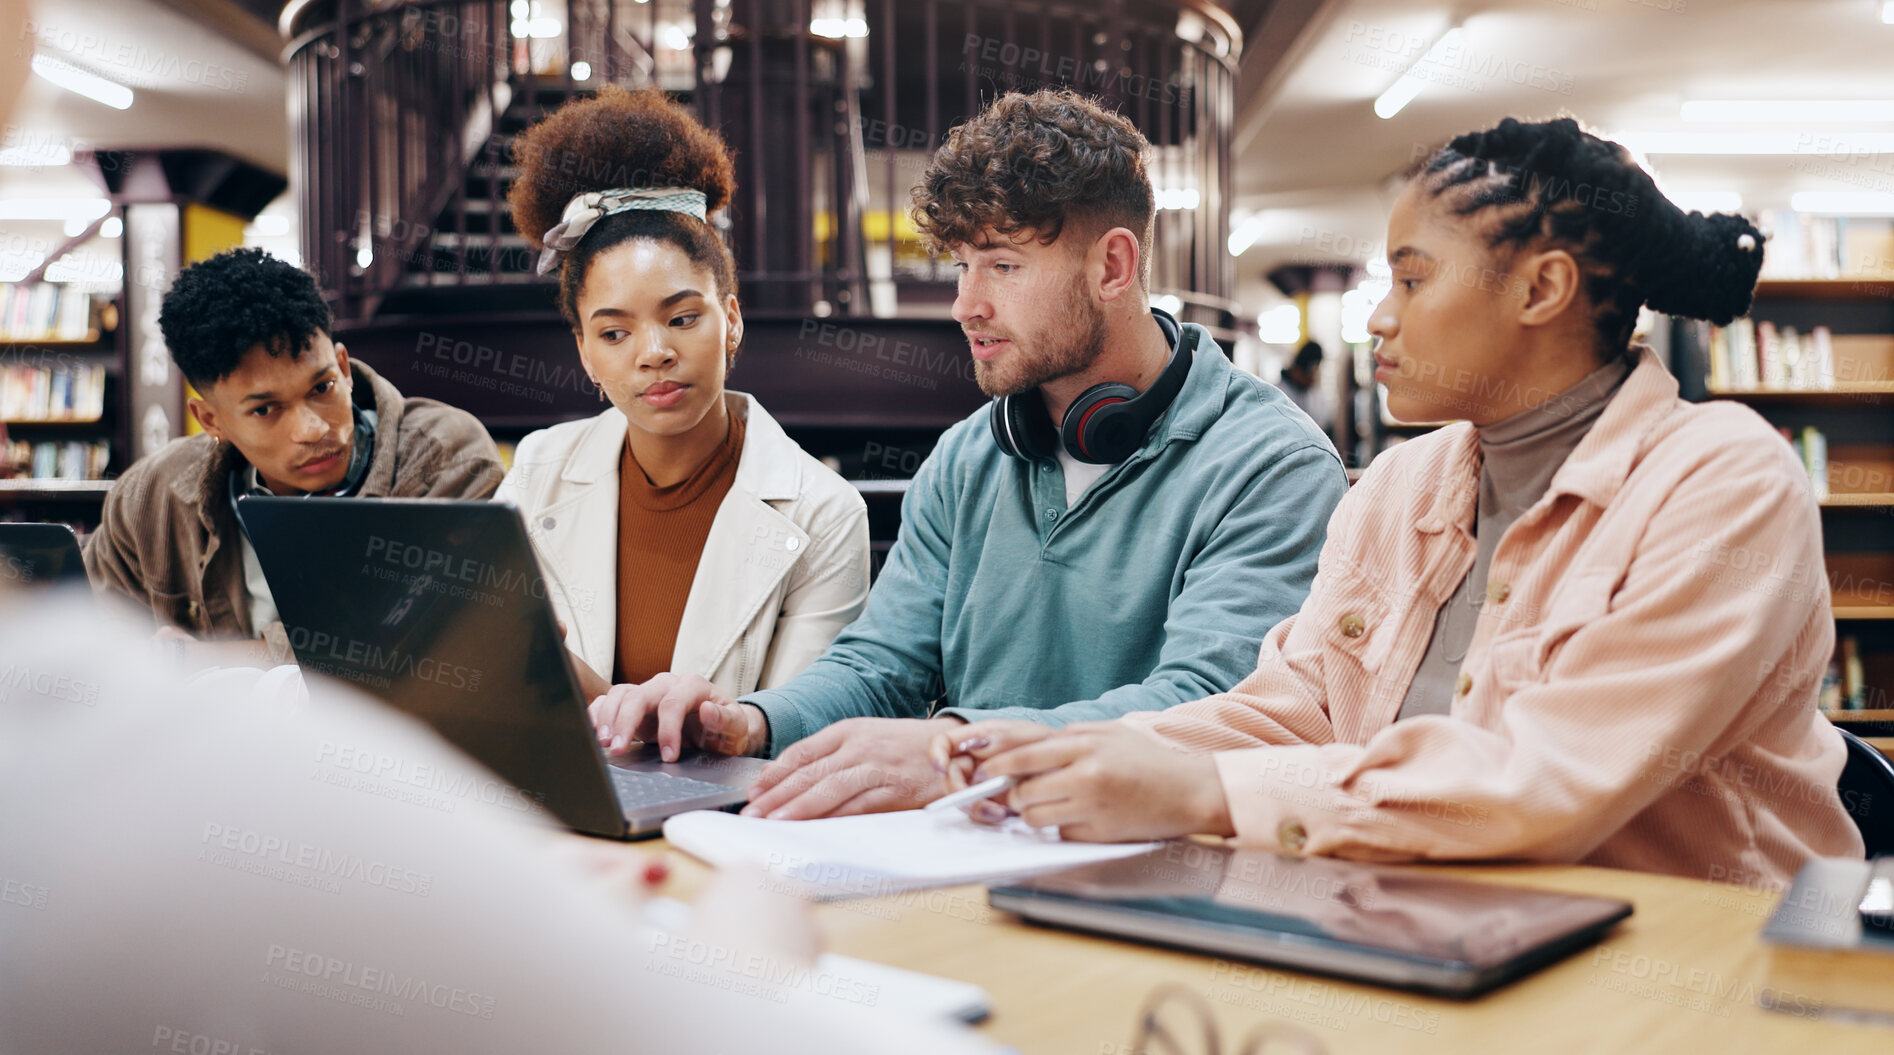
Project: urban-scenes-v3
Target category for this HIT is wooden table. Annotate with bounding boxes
[624,839,1891,1054]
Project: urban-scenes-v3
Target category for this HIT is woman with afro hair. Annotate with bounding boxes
[941,117,1864,889]
[497,86,869,742]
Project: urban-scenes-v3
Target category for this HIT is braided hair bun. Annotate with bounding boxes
[1422,117,1764,349]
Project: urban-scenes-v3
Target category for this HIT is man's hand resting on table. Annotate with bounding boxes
[588,672,769,761]
[739,716,973,820]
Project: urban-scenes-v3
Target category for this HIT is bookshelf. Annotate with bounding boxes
[1684,276,1894,713]
[0,284,125,529]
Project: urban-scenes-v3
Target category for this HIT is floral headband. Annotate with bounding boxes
[534,186,710,275]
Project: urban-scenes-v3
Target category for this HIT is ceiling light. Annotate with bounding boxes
[1613,131,1894,154]
[30,54,133,110]
[1155,188,1200,211]
[1682,100,1894,124]
[570,60,591,81]
[1228,214,1270,256]
[0,198,112,221]
[1257,304,1302,345]
[810,17,868,38]
[1789,191,1894,215]
[662,25,692,50]
[1665,190,1744,213]
[1374,26,1463,120]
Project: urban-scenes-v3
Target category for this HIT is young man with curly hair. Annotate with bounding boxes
[590,89,1349,819]
[84,248,506,666]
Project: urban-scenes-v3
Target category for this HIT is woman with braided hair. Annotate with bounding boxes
[496,86,870,753]
[940,116,1863,887]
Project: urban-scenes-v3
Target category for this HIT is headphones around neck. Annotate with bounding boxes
[989,307,1194,465]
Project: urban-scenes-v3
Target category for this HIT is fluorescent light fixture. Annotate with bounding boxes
[1374,26,1463,120]
[0,198,111,221]
[1155,188,1200,211]
[0,141,72,166]
[1789,191,1894,215]
[570,60,592,81]
[1682,100,1894,124]
[1665,190,1743,213]
[30,54,133,110]
[1613,131,1894,154]
[1229,214,1271,256]
[100,216,122,238]
[1257,303,1302,345]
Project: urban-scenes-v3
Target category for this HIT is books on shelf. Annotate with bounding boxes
[0,284,95,342]
[0,438,109,480]
[1756,210,1894,281]
[0,361,108,422]
[1707,319,1835,392]
[1777,426,1832,501]
[1826,637,1870,712]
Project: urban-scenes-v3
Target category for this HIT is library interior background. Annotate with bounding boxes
[2,6,1892,743]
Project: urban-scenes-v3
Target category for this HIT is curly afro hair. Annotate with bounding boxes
[910,89,1153,275]
[158,247,333,388]
[1416,116,1766,358]
[509,84,739,330]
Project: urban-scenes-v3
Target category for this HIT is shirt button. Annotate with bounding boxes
[541,516,557,530]
[1044,509,1057,521]
[1456,673,1474,696]
[784,537,801,552]
[1488,581,1511,603]
[1278,820,1309,854]
[1338,613,1365,638]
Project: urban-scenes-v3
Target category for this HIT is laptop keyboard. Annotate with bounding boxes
[607,767,742,810]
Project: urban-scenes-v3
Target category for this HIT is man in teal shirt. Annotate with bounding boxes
[589,89,1347,817]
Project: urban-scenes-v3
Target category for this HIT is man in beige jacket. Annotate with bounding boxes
[84,248,505,666]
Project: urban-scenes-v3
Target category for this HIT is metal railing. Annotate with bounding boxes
[282,0,1240,327]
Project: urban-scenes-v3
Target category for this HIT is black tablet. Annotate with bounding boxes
[989,843,1632,999]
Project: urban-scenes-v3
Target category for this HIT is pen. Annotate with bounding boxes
[925,774,1018,814]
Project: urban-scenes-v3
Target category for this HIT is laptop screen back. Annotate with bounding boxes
[236,497,623,836]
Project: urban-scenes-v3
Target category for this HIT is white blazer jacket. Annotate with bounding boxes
[495,392,871,695]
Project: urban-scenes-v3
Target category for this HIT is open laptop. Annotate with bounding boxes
[235,496,767,839]
[990,844,1632,998]
[0,523,87,588]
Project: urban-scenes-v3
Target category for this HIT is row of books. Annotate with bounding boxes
[0,285,95,342]
[1755,210,1894,281]
[1706,320,1836,392]
[1821,636,1876,711]
[1,438,110,480]
[1779,426,1831,502]
[0,362,108,422]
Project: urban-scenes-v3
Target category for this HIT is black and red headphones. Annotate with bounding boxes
[989,307,1195,465]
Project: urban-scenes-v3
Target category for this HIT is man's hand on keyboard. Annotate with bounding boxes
[589,672,769,761]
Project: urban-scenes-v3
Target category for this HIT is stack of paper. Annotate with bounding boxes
[664,808,1161,901]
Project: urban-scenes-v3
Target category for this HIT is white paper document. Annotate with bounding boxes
[663,808,1161,900]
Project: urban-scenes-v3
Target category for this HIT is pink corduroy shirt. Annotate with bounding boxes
[1124,348,1864,889]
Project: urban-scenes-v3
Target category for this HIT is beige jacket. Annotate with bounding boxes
[496,393,870,696]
